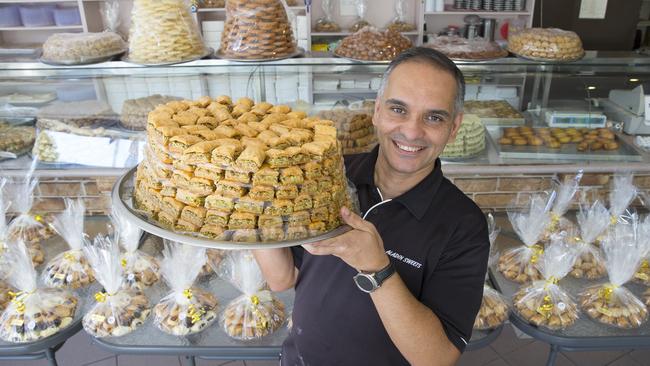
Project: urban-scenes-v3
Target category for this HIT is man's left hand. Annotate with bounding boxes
[303,207,390,272]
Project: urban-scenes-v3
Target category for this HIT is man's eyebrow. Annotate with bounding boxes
[385,98,452,118]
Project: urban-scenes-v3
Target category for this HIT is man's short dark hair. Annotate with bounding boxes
[378,47,465,116]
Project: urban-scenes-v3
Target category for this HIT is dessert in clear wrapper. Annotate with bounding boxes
[42,32,126,64]
[569,201,609,279]
[314,0,340,32]
[219,0,296,60]
[580,217,648,329]
[508,28,584,61]
[82,235,150,338]
[633,215,650,285]
[608,174,637,225]
[0,281,12,312]
[112,209,160,290]
[127,0,207,64]
[349,0,371,32]
[199,249,225,278]
[0,240,78,343]
[497,195,551,283]
[542,173,581,242]
[0,122,35,156]
[219,251,285,340]
[133,95,355,244]
[6,166,46,266]
[513,237,580,330]
[153,241,219,336]
[386,0,415,32]
[43,199,95,289]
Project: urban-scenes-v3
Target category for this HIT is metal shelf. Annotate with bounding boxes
[424,11,530,15]
[0,25,82,31]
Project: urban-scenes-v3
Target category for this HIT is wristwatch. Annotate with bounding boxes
[353,261,396,293]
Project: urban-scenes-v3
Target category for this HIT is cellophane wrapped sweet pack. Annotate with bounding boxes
[153,241,219,335]
[82,235,150,337]
[387,0,415,32]
[219,250,285,340]
[349,0,371,32]
[314,0,340,32]
[542,173,582,241]
[111,209,160,290]
[43,199,95,289]
[609,173,637,224]
[474,214,509,330]
[580,217,648,328]
[633,215,650,285]
[6,165,45,265]
[498,195,551,283]
[0,239,78,343]
[569,201,610,279]
[513,236,579,330]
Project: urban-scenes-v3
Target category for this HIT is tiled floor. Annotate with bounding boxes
[1,323,648,366]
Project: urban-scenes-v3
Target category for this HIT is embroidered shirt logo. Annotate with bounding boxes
[386,250,422,269]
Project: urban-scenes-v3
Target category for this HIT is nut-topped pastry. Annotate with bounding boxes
[134,95,353,243]
[508,28,584,61]
[42,32,126,64]
[334,27,412,61]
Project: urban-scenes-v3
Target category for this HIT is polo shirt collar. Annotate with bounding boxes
[348,145,444,220]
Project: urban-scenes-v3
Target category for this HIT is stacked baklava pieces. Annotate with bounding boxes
[134,96,352,242]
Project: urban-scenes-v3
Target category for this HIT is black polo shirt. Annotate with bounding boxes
[282,146,489,366]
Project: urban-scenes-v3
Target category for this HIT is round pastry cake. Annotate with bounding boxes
[513,285,579,330]
[580,285,648,328]
[42,32,126,64]
[426,36,507,60]
[154,286,218,336]
[128,0,207,64]
[441,114,484,159]
[473,285,509,330]
[83,289,150,337]
[43,250,95,289]
[508,28,584,61]
[220,0,296,60]
[134,95,351,243]
[223,291,286,340]
[334,27,413,61]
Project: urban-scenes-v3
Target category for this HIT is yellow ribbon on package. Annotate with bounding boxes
[250,294,269,330]
[9,291,28,314]
[536,295,554,319]
[548,213,561,232]
[599,284,618,305]
[121,258,128,269]
[529,244,544,264]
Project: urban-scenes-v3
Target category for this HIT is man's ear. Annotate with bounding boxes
[447,112,463,144]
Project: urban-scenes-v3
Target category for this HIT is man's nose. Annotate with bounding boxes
[399,114,425,141]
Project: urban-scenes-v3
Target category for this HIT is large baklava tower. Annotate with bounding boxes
[134,95,351,242]
[127,0,207,64]
[220,0,296,60]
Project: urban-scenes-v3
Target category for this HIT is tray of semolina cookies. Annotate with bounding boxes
[113,95,355,250]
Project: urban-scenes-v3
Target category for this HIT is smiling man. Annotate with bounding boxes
[254,47,489,366]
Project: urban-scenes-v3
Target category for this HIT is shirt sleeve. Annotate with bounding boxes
[290,245,305,269]
[419,212,489,353]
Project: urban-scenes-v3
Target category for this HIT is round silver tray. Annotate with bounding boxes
[112,166,352,250]
[39,49,127,66]
[509,50,585,63]
[122,48,213,66]
[214,47,305,62]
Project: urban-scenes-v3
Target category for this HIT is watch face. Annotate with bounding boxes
[354,274,377,293]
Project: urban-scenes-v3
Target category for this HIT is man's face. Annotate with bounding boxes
[373,61,463,175]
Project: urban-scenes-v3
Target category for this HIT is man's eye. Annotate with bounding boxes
[390,107,405,114]
[425,114,444,123]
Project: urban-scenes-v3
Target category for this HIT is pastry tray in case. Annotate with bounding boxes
[112,166,352,250]
[486,127,643,162]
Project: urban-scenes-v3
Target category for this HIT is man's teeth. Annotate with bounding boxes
[396,142,423,152]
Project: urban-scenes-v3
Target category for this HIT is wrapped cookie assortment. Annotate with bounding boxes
[513,237,580,330]
[154,241,219,335]
[569,201,609,279]
[608,173,637,225]
[386,0,415,32]
[474,214,510,330]
[199,249,225,278]
[220,0,296,60]
[497,195,550,283]
[127,0,207,64]
[41,32,127,64]
[219,250,286,339]
[0,281,12,312]
[0,239,78,343]
[633,215,650,286]
[349,0,371,32]
[121,95,181,131]
[43,199,95,289]
[542,173,582,242]
[508,28,584,61]
[314,0,340,32]
[0,177,11,281]
[580,217,648,328]
[133,95,354,243]
[316,106,376,155]
[6,167,45,266]
[82,235,150,337]
[111,210,160,290]
[335,27,412,61]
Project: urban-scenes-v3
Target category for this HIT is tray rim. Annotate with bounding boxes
[112,166,352,250]
[39,49,127,66]
[214,47,305,62]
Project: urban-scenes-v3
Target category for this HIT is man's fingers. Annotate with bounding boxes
[303,243,340,256]
[340,206,373,232]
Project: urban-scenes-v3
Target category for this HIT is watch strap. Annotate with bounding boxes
[373,261,395,286]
